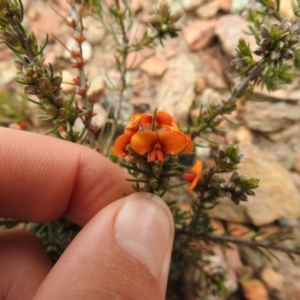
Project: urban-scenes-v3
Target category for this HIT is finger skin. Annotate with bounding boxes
[0,128,133,226]
[34,195,173,300]
[0,229,53,300]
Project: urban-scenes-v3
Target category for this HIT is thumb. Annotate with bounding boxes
[34,193,174,300]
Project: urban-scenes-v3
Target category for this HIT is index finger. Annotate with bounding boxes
[0,128,133,226]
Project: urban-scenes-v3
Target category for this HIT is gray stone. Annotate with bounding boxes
[209,143,300,226]
[215,15,256,57]
[244,101,300,132]
[154,54,197,125]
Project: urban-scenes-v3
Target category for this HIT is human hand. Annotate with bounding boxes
[0,128,174,300]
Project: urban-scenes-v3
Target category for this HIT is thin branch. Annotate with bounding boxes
[69,3,96,148]
[201,232,300,255]
[103,0,132,155]
[205,63,265,125]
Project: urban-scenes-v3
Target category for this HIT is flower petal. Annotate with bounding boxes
[130,131,158,155]
[192,159,202,175]
[183,134,194,154]
[184,173,196,182]
[188,175,199,192]
[171,121,180,131]
[124,115,141,136]
[148,149,165,162]
[156,111,173,126]
[158,130,187,155]
[139,114,153,127]
[113,134,131,157]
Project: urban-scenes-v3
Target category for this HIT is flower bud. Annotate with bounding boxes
[260,38,270,47]
[161,24,168,32]
[148,15,162,27]
[237,193,247,202]
[52,75,63,87]
[27,30,38,56]
[159,0,169,19]
[245,190,255,196]
[38,77,51,90]
[14,60,24,71]
[280,18,292,32]
[270,50,281,60]
[282,49,295,59]
[261,24,271,38]
[290,35,300,45]
[24,85,38,95]
[253,48,264,56]
[152,163,163,178]
[170,9,184,23]
[275,41,285,50]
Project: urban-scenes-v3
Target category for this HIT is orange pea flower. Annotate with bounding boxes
[130,130,190,162]
[184,159,202,191]
[124,115,142,137]
[113,111,194,162]
[139,111,174,128]
[113,134,131,157]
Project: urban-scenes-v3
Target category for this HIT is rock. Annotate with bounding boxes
[198,51,226,89]
[25,4,62,41]
[72,103,107,133]
[129,97,151,113]
[260,267,283,292]
[0,61,16,85]
[293,150,300,174]
[244,101,300,132]
[64,38,93,61]
[231,0,250,13]
[126,48,155,70]
[130,0,142,12]
[218,0,231,12]
[209,144,300,226]
[154,55,197,125]
[199,88,224,107]
[271,252,300,300]
[253,86,289,101]
[61,70,74,92]
[84,16,105,44]
[292,172,300,193]
[129,20,148,45]
[0,44,12,61]
[226,222,254,238]
[196,0,219,18]
[255,140,295,170]
[279,0,297,20]
[204,251,238,294]
[140,57,168,77]
[194,139,211,160]
[183,20,217,51]
[210,219,225,234]
[194,75,207,93]
[266,124,300,142]
[178,0,206,11]
[215,15,256,57]
[235,127,253,144]
[87,75,104,98]
[222,244,244,273]
[90,103,107,131]
[26,7,39,20]
[241,279,269,300]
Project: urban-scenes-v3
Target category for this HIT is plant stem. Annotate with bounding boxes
[206,63,265,125]
[207,233,300,255]
[176,229,300,255]
[69,3,96,148]
[104,0,131,155]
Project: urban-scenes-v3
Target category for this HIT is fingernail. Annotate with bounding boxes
[114,193,173,278]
